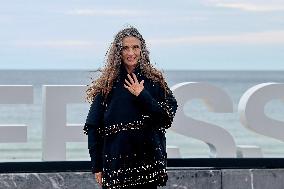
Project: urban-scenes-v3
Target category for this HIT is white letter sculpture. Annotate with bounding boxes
[0,85,33,143]
[171,82,236,157]
[239,83,284,143]
[42,85,87,161]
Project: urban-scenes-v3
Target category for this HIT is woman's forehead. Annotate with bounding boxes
[122,36,141,46]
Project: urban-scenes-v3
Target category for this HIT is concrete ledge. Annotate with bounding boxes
[1,168,284,189]
[166,169,220,189]
[222,169,284,189]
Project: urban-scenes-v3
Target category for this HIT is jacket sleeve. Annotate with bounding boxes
[136,85,178,129]
[83,93,105,173]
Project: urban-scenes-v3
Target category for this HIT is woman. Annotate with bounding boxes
[84,26,178,189]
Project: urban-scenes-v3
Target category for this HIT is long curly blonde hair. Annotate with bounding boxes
[86,26,169,103]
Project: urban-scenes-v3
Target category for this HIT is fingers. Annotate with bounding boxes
[140,80,144,86]
[95,172,102,186]
[132,73,139,83]
[124,84,130,90]
[125,73,141,86]
[98,177,102,185]
[124,84,135,95]
[127,74,134,84]
[97,178,102,185]
[124,79,131,87]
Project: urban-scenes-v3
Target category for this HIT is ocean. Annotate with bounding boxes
[0,70,284,161]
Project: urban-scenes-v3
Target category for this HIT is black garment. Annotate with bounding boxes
[84,64,178,189]
[122,181,158,189]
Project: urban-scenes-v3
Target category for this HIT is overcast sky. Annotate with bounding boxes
[1,0,284,70]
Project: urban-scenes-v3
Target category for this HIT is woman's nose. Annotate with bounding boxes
[127,48,135,55]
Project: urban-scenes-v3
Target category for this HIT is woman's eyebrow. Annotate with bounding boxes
[124,44,140,47]
[122,44,140,48]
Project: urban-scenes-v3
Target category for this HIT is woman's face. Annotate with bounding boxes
[121,36,141,71]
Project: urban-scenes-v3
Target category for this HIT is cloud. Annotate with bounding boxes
[11,40,97,49]
[148,30,284,46]
[64,9,148,17]
[204,0,284,12]
[0,15,13,24]
[215,2,284,12]
[62,8,208,23]
[9,30,284,50]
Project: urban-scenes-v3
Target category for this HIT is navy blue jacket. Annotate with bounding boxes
[84,64,178,189]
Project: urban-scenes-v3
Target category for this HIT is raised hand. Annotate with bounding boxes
[124,73,144,96]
